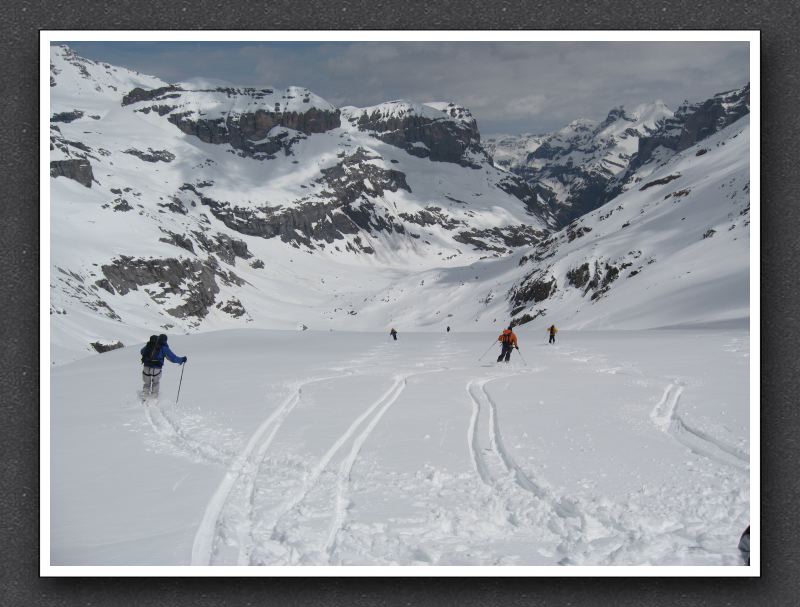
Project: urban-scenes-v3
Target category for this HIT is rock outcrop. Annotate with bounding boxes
[624,84,750,177]
[50,159,94,187]
[348,102,488,168]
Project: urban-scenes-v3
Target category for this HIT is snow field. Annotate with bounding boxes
[50,328,750,566]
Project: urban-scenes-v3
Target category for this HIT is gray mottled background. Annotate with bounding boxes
[4,0,795,605]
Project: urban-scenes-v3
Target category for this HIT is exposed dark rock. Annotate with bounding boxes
[191,231,251,265]
[510,273,556,309]
[665,188,691,200]
[640,173,681,191]
[162,101,339,158]
[399,206,463,230]
[158,197,187,214]
[124,148,176,163]
[113,199,133,212]
[51,110,84,123]
[511,310,547,326]
[566,263,591,288]
[122,85,184,106]
[193,148,414,251]
[566,224,593,242]
[135,104,179,116]
[216,297,247,318]
[159,230,195,254]
[353,103,487,168]
[50,159,93,187]
[99,255,233,319]
[90,340,124,353]
[454,225,542,252]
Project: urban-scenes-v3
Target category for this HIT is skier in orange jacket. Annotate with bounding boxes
[497,325,519,363]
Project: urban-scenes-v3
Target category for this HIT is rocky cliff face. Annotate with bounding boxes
[123,85,341,159]
[345,102,489,168]
[622,84,750,179]
[50,158,94,187]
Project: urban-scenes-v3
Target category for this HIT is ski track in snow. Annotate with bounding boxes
[191,371,350,566]
[249,374,408,564]
[193,339,451,566]
[143,399,236,466]
[146,336,748,567]
[462,347,750,566]
[466,375,597,562]
[650,383,749,470]
[322,376,409,561]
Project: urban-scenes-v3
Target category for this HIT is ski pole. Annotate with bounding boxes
[478,339,497,361]
[516,348,528,366]
[176,362,186,405]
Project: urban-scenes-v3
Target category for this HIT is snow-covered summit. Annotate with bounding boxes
[342,100,476,126]
[50,44,168,117]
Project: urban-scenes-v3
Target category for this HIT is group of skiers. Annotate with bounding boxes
[139,323,559,398]
[386,323,560,365]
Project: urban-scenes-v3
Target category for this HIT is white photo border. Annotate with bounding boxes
[41,29,760,577]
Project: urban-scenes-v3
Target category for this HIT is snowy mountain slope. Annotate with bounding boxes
[364,114,749,333]
[50,45,168,119]
[49,45,555,362]
[48,44,749,368]
[50,329,750,566]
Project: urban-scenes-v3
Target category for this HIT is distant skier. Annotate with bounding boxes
[390,328,398,341]
[140,334,187,399]
[497,325,519,363]
[547,324,558,344]
[446,326,451,333]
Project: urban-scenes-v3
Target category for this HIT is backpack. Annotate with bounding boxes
[500,331,512,344]
[141,335,162,366]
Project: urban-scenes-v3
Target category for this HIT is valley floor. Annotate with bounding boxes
[49,329,751,567]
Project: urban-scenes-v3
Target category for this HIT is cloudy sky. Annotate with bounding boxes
[60,41,750,136]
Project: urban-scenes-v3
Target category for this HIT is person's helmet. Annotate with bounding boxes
[158,334,168,344]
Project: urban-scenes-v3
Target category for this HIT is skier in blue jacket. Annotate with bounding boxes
[140,334,186,399]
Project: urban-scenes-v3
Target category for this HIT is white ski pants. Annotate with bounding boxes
[142,366,162,396]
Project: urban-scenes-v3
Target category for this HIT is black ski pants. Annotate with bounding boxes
[497,343,513,363]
